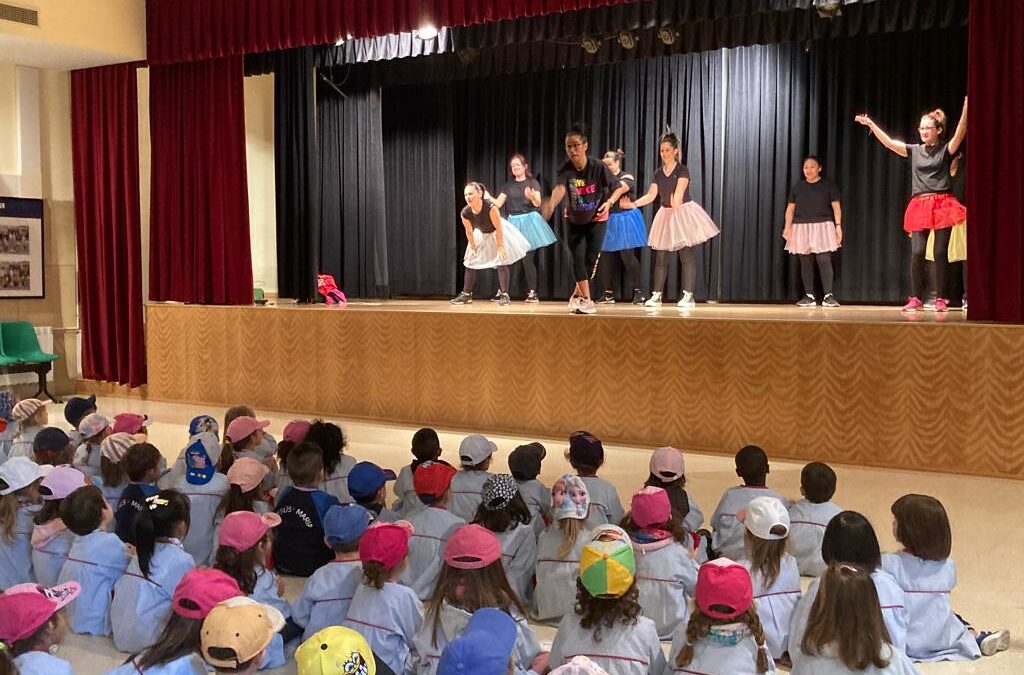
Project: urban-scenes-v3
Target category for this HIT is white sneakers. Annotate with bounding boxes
[645,291,663,307]
[677,291,695,309]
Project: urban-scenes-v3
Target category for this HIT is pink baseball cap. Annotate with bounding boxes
[649,446,685,482]
[359,521,414,571]
[444,524,502,570]
[226,457,270,492]
[283,419,311,445]
[173,568,243,620]
[225,416,271,443]
[630,486,671,528]
[0,581,80,643]
[696,558,753,620]
[112,412,151,435]
[218,511,282,552]
[40,465,88,500]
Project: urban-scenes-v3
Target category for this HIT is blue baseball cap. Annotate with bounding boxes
[323,504,373,546]
[347,462,397,502]
[188,414,219,439]
[438,608,517,675]
[63,394,96,428]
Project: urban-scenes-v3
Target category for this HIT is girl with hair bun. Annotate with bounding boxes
[632,129,720,309]
[855,99,968,312]
[492,154,557,303]
[451,181,531,306]
[599,148,647,304]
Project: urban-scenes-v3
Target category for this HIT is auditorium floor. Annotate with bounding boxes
[62,397,1021,674]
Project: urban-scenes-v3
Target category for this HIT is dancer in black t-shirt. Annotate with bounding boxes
[451,182,531,305]
[855,98,967,312]
[632,131,720,309]
[783,156,843,308]
[598,149,647,305]
[492,154,557,303]
[540,125,630,315]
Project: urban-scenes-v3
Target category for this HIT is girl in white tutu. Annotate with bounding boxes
[632,131,720,308]
[493,154,557,303]
[451,182,530,306]
[783,156,843,308]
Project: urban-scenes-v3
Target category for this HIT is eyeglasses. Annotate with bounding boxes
[918,126,937,132]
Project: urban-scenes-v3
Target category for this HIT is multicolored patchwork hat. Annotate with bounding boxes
[579,525,636,598]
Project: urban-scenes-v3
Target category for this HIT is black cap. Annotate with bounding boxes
[64,395,97,428]
[34,426,71,453]
[508,443,546,480]
[568,430,604,469]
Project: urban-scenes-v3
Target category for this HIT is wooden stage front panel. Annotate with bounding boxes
[147,302,1024,479]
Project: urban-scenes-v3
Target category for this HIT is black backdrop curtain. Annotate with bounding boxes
[265,23,967,302]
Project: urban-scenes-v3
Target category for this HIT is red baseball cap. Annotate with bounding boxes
[444,524,502,570]
[283,419,311,445]
[112,412,151,435]
[696,558,753,620]
[630,486,671,528]
[413,461,457,498]
[173,568,243,620]
[218,511,282,552]
[359,521,414,571]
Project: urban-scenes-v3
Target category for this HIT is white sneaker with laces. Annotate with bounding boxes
[576,298,597,315]
[677,291,695,309]
[568,295,582,313]
[644,291,663,307]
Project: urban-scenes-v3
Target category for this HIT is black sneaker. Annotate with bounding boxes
[631,288,645,305]
[822,294,840,308]
[598,291,616,304]
[525,291,539,304]
[796,294,815,308]
[450,292,472,305]
[490,290,502,302]
[497,293,511,306]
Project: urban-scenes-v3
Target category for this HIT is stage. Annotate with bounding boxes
[146,300,1023,480]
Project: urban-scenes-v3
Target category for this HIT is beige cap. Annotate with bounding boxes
[201,596,285,669]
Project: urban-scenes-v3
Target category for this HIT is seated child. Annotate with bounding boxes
[0,580,81,675]
[112,412,150,436]
[292,504,372,641]
[566,431,624,532]
[295,626,396,675]
[472,474,537,602]
[32,465,89,587]
[449,434,497,522]
[97,432,138,506]
[646,445,705,532]
[200,596,285,675]
[62,393,97,447]
[273,418,311,495]
[508,442,549,537]
[220,416,274,478]
[32,427,74,466]
[273,442,340,576]
[788,462,843,577]
[305,420,357,503]
[710,445,788,560]
[0,456,48,588]
[348,460,400,522]
[171,431,230,565]
[535,474,592,622]
[402,461,465,600]
[74,413,112,476]
[8,398,49,460]
[114,441,164,543]
[394,428,443,517]
[438,608,521,675]
[58,485,131,635]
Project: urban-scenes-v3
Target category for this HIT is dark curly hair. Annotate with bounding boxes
[574,577,643,642]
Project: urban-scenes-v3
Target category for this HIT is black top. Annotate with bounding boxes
[788,179,841,223]
[653,163,692,207]
[500,178,541,216]
[273,487,337,576]
[610,170,636,213]
[557,157,620,225]
[907,143,952,196]
[461,199,499,234]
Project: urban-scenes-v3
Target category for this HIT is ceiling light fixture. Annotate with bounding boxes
[657,27,678,46]
[617,31,637,50]
[581,36,601,54]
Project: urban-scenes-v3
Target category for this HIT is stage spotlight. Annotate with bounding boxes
[581,36,601,54]
[657,26,678,46]
[814,0,843,18]
[416,23,439,40]
[617,31,637,50]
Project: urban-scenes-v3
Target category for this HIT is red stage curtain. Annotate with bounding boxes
[967,3,1024,323]
[70,64,147,387]
[146,0,643,65]
[149,56,254,305]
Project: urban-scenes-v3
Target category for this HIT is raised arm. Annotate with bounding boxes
[854,115,908,157]
[540,184,567,221]
[631,183,659,208]
[524,183,542,208]
[948,97,968,156]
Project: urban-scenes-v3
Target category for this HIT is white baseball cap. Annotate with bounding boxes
[0,457,53,495]
[738,496,790,540]
[459,434,497,466]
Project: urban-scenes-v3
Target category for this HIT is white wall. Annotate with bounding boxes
[244,74,278,296]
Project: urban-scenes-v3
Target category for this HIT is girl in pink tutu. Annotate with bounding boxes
[783,156,843,308]
[855,98,967,312]
[632,131,720,308]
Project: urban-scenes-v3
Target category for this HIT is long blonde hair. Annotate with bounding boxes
[744,528,788,589]
[0,484,37,541]
[676,606,770,673]
[557,518,584,558]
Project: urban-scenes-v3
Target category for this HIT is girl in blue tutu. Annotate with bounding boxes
[599,149,647,304]
[493,154,557,303]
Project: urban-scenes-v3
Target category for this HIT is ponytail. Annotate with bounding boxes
[134,490,191,579]
[213,538,265,594]
[217,483,257,519]
[218,435,252,474]
[927,109,947,137]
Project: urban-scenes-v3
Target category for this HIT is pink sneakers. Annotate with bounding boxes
[933,298,949,312]
[902,296,924,312]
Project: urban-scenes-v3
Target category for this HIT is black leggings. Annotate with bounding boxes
[911,228,951,300]
[600,249,642,293]
[463,266,510,294]
[568,222,606,282]
[521,250,538,292]
[800,253,834,296]
[653,248,696,295]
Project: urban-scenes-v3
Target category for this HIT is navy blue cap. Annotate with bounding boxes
[323,504,373,546]
[33,426,70,453]
[188,415,219,439]
[438,608,518,675]
[63,395,96,428]
[347,461,397,501]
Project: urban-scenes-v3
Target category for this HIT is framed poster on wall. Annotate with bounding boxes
[0,196,44,299]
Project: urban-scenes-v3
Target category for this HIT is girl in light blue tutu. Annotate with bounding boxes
[599,149,647,305]
[493,154,557,303]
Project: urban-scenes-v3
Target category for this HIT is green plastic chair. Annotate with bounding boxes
[0,322,58,363]
[0,330,19,366]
